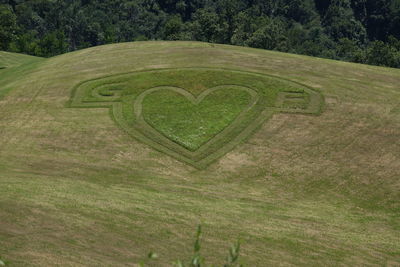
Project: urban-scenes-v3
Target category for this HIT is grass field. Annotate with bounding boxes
[0,42,399,266]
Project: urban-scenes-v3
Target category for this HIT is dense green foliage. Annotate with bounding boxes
[0,0,400,66]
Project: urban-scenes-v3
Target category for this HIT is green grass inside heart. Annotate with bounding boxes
[142,87,254,151]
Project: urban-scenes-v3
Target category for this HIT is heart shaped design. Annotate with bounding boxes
[134,85,259,151]
[69,68,324,169]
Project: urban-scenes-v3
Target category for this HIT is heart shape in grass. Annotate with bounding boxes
[135,85,259,151]
[70,68,324,168]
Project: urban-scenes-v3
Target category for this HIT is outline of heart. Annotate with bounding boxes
[134,85,259,152]
[69,67,324,169]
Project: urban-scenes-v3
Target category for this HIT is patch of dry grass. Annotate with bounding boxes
[0,42,399,266]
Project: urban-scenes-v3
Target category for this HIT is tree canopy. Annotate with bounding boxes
[1,0,400,68]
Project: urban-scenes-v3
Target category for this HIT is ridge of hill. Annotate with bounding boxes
[0,51,44,99]
[0,41,399,266]
[0,52,40,68]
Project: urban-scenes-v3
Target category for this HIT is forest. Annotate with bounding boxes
[1,0,400,68]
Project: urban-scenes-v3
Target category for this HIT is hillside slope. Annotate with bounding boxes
[0,52,44,99]
[0,42,399,266]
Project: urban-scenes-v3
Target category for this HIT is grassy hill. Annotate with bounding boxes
[0,41,399,266]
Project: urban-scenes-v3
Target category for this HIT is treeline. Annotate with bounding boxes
[1,0,400,68]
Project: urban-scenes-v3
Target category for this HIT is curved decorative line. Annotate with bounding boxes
[68,67,324,169]
[67,67,324,111]
[134,85,259,118]
[134,85,260,152]
[91,82,124,100]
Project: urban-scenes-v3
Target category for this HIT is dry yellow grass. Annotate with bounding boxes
[0,42,399,266]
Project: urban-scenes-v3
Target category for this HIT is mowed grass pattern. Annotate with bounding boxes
[143,87,253,151]
[69,68,320,168]
[0,42,399,266]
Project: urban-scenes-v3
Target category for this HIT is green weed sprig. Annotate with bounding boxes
[142,225,243,267]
